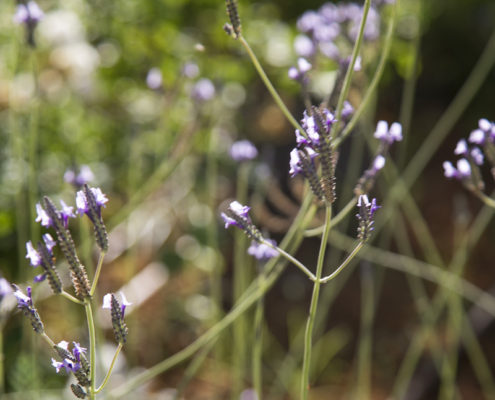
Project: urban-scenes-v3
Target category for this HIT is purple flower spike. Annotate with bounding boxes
[64,165,94,188]
[35,203,52,228]
[247,239,279,260]
[289,148,304,177]
[457,158,471,178]
[374,120,403,144]
[471,147,484,166]
[26,241,41,267]
[469,129,485,145]
[13,1,44,25]
[60,200,75,228]
[443,161,458,179]
[356,195,380,242]
[221,201,251,228]
[454,139,468,155]
[230,140,258,161]
[14,286,33,309]
[76,187,108,215]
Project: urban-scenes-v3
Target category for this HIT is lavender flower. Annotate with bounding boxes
[443,159,471,180]
[103,293,131,344]
[295,109,336,149]
[35,203,52,228]
[13,285,44,333]
[247,239,279,260]
[53,340,90,387]
[13,1,44,46]
[77,185,109,251]
[454,139,468,155]
[221,201,263,241]
[356,195,380,242]
[374,120,403,144]
[26,234,61,292]
[146,67,163,90]
[471,147,484,166]
[230,140,258,161]
[288,58,312,81]
[192,78,215,101]
[13,1,44,25]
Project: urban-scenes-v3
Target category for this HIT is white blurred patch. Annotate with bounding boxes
[184,294,215,320]
[38,10,85,45]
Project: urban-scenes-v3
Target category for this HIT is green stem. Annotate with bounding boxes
[95,343,123,394]
[331,0,371,141]
[40,332,55,348]
[238,36,305,135]
[90,252,106,297]
[108,196,317,399]
[300,206,332,400]
[232,164,250,398]
[473,190,495,209]
[320,242,364,283]
[0,327,3,394]
[84,299,96,400]
[252,270,264,399]
[61,290,84,305]
[263,239,315,281]
[336,0,398,147]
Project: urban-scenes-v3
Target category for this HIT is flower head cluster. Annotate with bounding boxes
[356,195,380,242]
[230,140,258,162]
[443,118,495,192]
[288,58,312,82]
[37,196,91,299]
[290,107,337,204]
[103,293,131,344]
[13,285,44,333]
[76,185,109,252]
[13,1,44,47]
[36,200,75,230]
[26,234,62,293]
[295,2,386,64]
[52,340,90,391]
[221,201,263,242]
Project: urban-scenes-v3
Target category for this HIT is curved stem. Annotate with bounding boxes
[320,242,364,283]
[263,239,316,281]
[41,332,55,348]
[84,299,96,400]
[239,36,306,136]
[473,190,495,209]
[95,343,123,394]
[90,252,106,297]
[108,196,317,399]
[331,0,371,141]
[60,291,84,305]
[300,206,332,400]
[336,0,398,147]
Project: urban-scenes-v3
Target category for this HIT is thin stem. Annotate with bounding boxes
[262,239,316,281]
[320,242,364,283]
[238,36,305,135]
[252,269,264,399]
[108,196,317,399]
[336,0,398,147]
[40,332,55,348]
[232,164,250,399]
[304,196,357,237]
[331,0,371,141]
[61,290,84,305]
[300,206,332,400]
[84,299,96,400]
[95,343,123,394]
[473,190,495,209]
[90,252,106,297]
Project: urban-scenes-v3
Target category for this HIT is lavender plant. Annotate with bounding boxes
[9,185,130,399]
